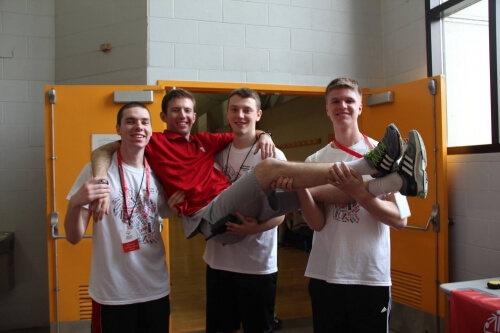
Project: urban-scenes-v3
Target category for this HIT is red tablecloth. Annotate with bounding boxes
[450,289,500,333]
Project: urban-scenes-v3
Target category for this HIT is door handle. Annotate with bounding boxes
[405,204,440,232]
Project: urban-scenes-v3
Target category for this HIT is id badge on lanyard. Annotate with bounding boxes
[120,229,140,253]
[117,149,151,253]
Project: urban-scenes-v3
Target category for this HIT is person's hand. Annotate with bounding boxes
[254,133,275,159]
[90,196,109,222]
[225,212,260,235]
[73,177,109,222]
[167,190,185,215]
[327,161,365,197]
[272,176,295,192]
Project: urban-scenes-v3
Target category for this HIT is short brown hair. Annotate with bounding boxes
[116,102,150,125]
[325,77,362,100]
[228,87,261,110]
[162,88,196,113]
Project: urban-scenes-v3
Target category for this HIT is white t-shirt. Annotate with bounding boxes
[203,144,287,274]
[67,153,171,305]
[304,138,410,286]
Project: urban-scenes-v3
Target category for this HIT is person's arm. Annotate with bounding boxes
[64,177,110,244]
[90,141,120,220]
[308,184,354,204]
[354,191,407,230]
[225,212,284,235]
[328,161,407,230]
[296,188,325,231]
[254,130,275,159]
[272,177,325,231]
[92,141,120,177]
[64,202,91,245]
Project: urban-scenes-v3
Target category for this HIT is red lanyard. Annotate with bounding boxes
[332,134,371,158]
[117,149,151,225]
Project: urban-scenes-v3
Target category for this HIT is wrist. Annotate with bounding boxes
[258,130,272,139]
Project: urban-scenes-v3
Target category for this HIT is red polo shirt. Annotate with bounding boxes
[145,130,233,216]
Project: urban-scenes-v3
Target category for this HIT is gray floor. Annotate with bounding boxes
[0,329,49,333]
[0,318,400,333]
[0,322,312,333]
[0,318,314,332]
[187,317,313,333]
[275,317,314,333]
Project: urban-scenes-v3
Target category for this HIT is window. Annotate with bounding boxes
[426,0,499,153]
[444,1,490,146]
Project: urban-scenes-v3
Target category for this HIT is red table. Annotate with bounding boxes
[449,289,500,333]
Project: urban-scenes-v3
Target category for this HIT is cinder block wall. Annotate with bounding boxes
[0,0,55,330]
[54,0,391,87]
[447,154,500,282]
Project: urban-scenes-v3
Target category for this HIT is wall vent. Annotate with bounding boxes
[79,285,92,320]
[391,269,422,309]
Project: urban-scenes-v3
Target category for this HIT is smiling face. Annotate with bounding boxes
[227,95,262,137]
[325,87,362,130]
[160,97,196,139]
[116,105,152,149]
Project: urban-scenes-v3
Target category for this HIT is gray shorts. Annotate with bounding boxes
[182,169,300,244]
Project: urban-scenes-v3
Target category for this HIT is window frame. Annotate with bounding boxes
[426,0,499,154]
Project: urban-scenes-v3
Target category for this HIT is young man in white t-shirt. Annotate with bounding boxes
[203,88,286,333]
[64,102,177,333]
[294,78,419,332]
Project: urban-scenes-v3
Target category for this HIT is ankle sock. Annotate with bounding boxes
[367,172,403,196]
[344,159,378,176]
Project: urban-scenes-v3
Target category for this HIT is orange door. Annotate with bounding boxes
[44,85,168,326]
[360,76,448,330]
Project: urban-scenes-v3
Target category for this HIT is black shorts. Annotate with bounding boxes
[205,265,277,333]
[308,278,391,333]
[91,295,170,333]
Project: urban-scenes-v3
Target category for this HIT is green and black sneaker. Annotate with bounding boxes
[364,123,404,178]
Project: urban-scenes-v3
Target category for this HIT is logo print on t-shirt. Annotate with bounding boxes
[111,189,159,244]
[332,202,361,224]
[223,163,252,183]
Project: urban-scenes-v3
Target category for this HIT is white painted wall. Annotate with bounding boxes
[51,0,427,89]
[447,154,500,281]
[0,0,55,330]
[147,0,388,88]
[55,0,148,84]
[3,0,498,331]
[381,0,427,86]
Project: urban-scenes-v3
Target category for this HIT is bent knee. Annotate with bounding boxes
[254,157,287,184]
[255,157,284,172]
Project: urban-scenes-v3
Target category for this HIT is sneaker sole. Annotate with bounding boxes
[401,130,428,198]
